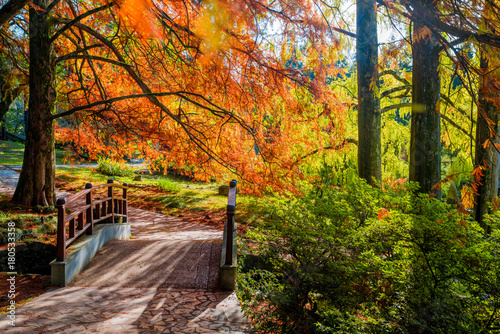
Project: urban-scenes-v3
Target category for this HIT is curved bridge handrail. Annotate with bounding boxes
[61,189,92,206]
[55,179,129,261]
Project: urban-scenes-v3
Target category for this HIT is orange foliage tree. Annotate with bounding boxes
[52,0,350,195]
[3,0,350,205]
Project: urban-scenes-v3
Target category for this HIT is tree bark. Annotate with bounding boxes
[357,0,381,187]
[409,0,441,198]
[12,0,56,207]
[474,50,499,234]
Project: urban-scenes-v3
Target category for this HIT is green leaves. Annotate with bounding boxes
[238,175,500,333]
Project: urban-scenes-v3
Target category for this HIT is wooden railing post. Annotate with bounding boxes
[56,198,66,261]
[225,180,237,265]
[123,183,128,223]
[85,183,93,234]
[107,179,114,223]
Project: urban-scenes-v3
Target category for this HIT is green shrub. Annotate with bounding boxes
[157,178,181,193]
[97,158,133,176]
[238,177,500,333]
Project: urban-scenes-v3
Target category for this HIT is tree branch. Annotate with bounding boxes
[0,0,30,27]
[50,3,114,44]
[381,85,412,99]
[54,54,131,67]
[381,102,412,113]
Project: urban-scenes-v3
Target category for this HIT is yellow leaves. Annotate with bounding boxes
[460,185,475,210]
[193,0,233,64]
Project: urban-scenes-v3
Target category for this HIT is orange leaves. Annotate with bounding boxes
[460,185,475,210]
[116,0,163,39]
[377,208,390,220]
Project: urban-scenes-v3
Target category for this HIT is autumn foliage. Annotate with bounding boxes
[45,0,349,195]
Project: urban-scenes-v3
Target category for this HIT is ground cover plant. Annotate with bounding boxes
[0,194,57,248]
[238,176,500,333]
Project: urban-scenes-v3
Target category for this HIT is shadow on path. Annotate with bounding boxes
[0,183,252,333]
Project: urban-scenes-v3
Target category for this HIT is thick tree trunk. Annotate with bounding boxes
[12,0,55,207]
[474,51,499,234]
[357,0,381,187]
[409,1,441,198]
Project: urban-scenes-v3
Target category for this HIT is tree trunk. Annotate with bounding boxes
[357,0,381,187]
[474,50,499,234]
[12,0,55,207]
[409,1,441,198]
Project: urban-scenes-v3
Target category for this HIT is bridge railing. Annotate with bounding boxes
[221,179,237,290]
[55,179,128,261]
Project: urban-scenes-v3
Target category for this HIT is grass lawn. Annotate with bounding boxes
[55,166,268,229]
[0,140,76,165]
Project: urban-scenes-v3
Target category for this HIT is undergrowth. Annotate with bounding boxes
[97,158,134,177]
[0,211,57,245]
[238,176,500,333]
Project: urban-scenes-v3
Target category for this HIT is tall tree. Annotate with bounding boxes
[12,0,55,206]
[473,47,499,233]
[408,0,441,198]
[357,0,381,186]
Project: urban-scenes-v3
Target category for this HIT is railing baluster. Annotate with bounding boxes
[225,180,237,266]
[78,212,84,230]
[107,180,114,221]
[56,198,66,261]
[85,183,93,235]
[123,183,128,223]
[69,218,75,238]
[95,203,100,220]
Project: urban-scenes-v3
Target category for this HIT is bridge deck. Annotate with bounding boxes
[0,199,252,332]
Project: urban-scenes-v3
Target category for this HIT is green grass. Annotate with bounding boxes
[0,141,270,225]
[158,178,182,193]
[55,166,269,225]
[0,141,73,165]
